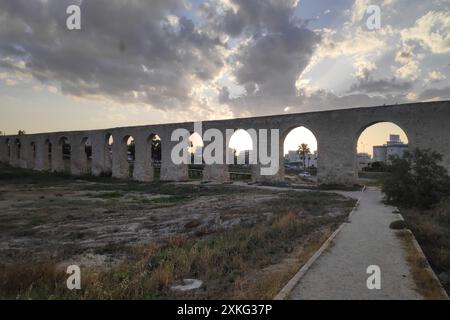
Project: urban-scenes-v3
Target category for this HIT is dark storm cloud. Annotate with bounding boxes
[0,0,225,109]
[418,86,450,101]
[2,0,442,119]
[235,26,319,97]
[221,87,410,117]
[201,0,321,114]
[348,77,413,94]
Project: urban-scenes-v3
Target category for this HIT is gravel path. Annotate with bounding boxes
[289,187,422,300]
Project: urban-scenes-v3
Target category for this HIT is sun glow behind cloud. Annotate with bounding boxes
[0,0,449,159]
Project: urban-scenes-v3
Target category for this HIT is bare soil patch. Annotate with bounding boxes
[0,164,356,299]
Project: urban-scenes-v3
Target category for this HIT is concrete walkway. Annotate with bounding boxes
[289,187,422,300]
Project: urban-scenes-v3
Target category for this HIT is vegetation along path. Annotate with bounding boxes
[288,187,445,300]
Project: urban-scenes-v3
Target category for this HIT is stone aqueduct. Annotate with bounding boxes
[1,101,450,185]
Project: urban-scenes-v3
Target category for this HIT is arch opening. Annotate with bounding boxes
[187,132,204,179]
[45,139,52,171]
[283,126,318,181]
[6,139,11,160]
[104,133,114,175]
[356,122,409,175]
[124,135,135,178]
[14,139,21,163]
[30,142,36,169]
[81,137,92,175]
[148,134,161,178]
[58,137,71,173]
[228,129,254,180]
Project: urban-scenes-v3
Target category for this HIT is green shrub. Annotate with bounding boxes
[382,148,450,209]
[389,220,408,230]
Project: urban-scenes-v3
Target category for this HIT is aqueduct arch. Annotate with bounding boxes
[29,142,36,169]
[0,101,449,185]
[283,125,319,174]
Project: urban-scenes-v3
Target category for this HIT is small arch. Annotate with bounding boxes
[187,132,204,179]
[58,137,71,173]
[104,133,114,175]
[81,137,92,175]
[44,139,52,171]
[189,132,204,164]
[148,133,161,178]
[150,134,161,162]
[229,129,253,164]
[356,121,409,173]
[5,138,11,159]
[14,138,21,162]
[30,142,36,169]
[122,135,135,178]
[283,126,318,178]
[227,129,255,181]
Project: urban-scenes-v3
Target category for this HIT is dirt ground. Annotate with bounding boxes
[0,164,357,299]
[0,180,281,264]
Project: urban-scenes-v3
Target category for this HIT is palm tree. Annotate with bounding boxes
[297,143,310,172]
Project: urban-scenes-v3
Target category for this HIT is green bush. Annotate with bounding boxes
[382,148,450,209]
[389,220,408,230]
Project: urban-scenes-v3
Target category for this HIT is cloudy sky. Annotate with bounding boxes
[0,0,449,152]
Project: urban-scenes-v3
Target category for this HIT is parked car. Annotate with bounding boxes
[298,172,311,177]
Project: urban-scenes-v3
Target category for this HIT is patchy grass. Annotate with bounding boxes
[0,163,356,299]
[315,184,363,191]
[0,209,347,299]
[259,181,363,192]
[89,191,124,199]
[399,198,450,295]
[396,231,448,299]
[361,179,383,188]
[140,195,188,205]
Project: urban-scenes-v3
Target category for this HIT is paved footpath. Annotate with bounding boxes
[289,187,422,300]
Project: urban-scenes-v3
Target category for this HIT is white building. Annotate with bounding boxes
[286,151,318,168]
[373,134,408,163]
[357,152,373,170]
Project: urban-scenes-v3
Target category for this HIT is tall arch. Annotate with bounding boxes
[73,137,92,175]
[5,138,11,163]
[104,133,114,175]
[14,138,21,166]
[44,139,52,171]
[55,137,71,173]
[282,126,318,183]
[111,134,135,179]
[29,142,36,169]
[149,133,161,180]
[226,129,255,181]
[131,133,160,182]
[356,121,409,175]
[187,132,203,179]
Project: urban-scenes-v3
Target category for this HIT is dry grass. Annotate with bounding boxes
[400,198,450,295]
[396,231,447,300]
[230,228,333,300]
[0,211,346,300]
[0,164,355,299]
